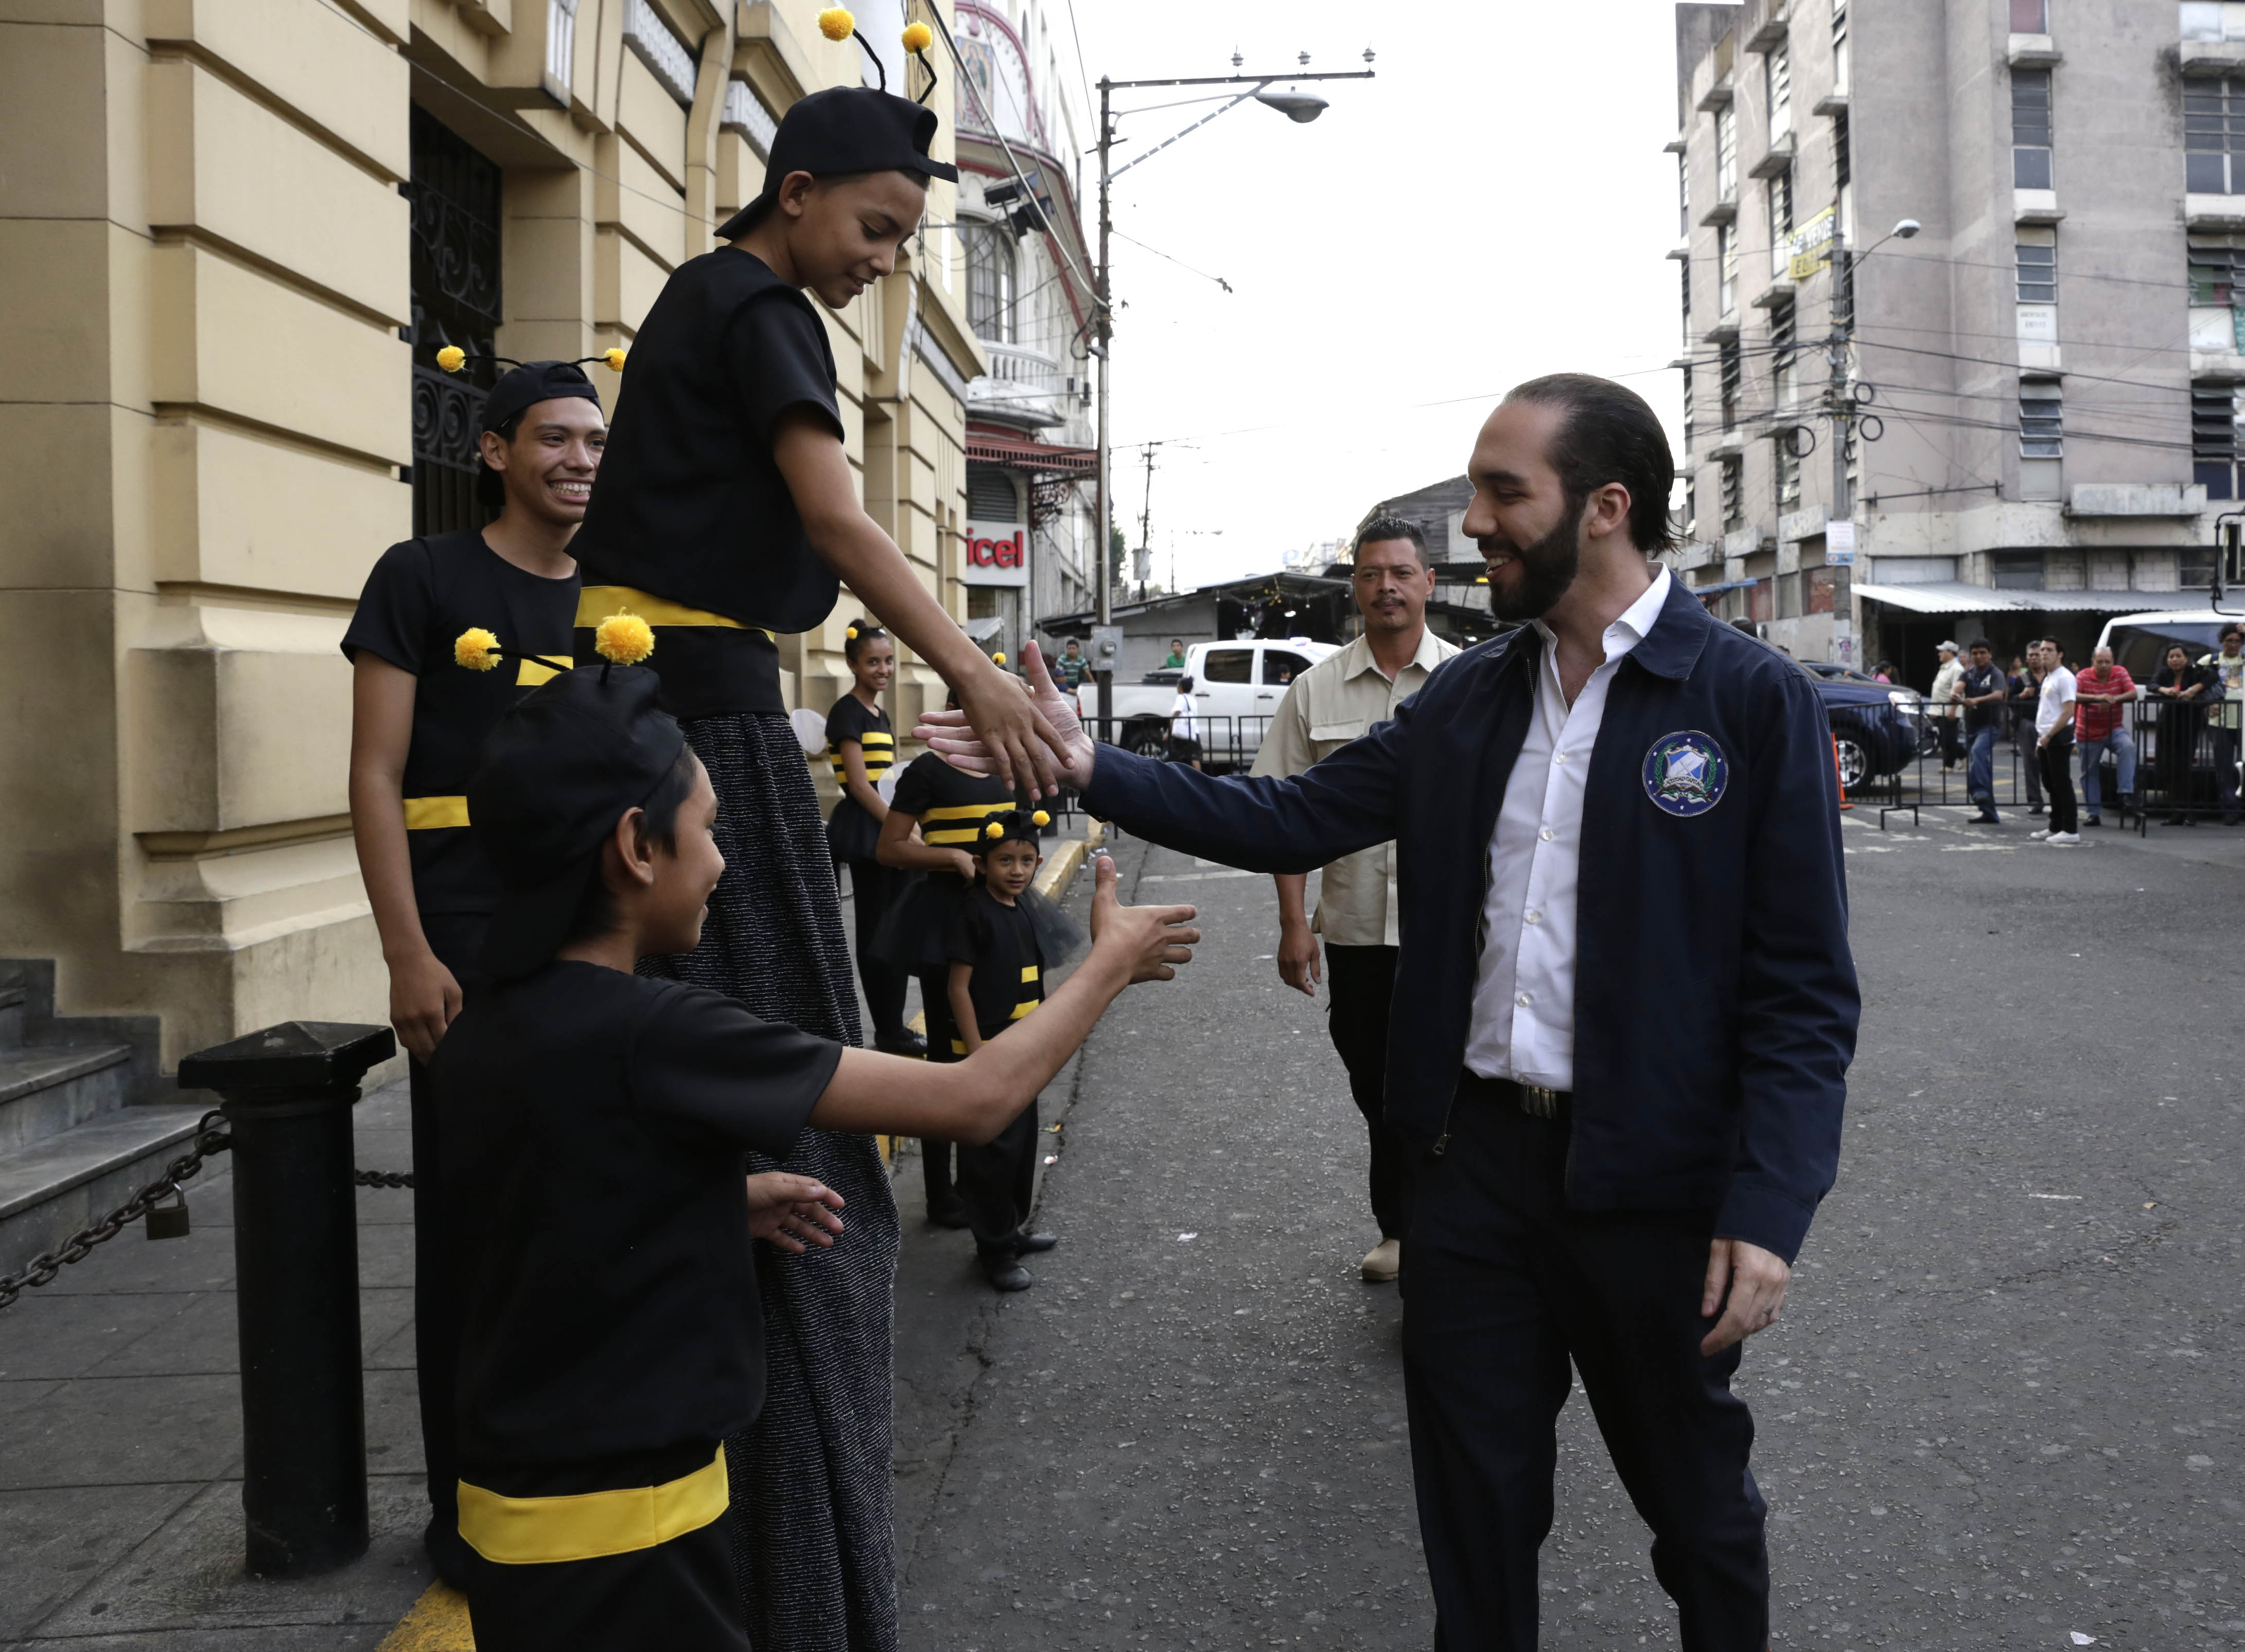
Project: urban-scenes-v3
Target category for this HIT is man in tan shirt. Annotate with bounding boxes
[1253,515,1461,1281]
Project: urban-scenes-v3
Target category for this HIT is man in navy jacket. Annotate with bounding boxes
[923,375,1858,1649]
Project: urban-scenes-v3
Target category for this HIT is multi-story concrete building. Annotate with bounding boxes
[1669,0,2234,683]
[0,0,984,1242]
[950,0,1096,664]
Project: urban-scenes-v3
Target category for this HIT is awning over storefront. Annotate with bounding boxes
[1852,580,2158,615]
[963,428,1098,474]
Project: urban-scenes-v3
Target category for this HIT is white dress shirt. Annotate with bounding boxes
[1463,568,1673,1089]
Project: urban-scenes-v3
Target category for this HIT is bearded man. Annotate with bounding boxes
[920,374,1860,1651]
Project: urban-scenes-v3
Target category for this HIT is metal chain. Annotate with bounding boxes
[0,1110,232,1312]
[0,1115,415,1312]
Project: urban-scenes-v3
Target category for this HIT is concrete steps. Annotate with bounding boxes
[0,963,190,1275]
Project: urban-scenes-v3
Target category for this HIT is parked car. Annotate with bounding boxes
[1103,639,1338,770]
[1799,661,1923,788]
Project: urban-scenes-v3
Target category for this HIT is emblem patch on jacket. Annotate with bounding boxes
[1642,730,1728,817]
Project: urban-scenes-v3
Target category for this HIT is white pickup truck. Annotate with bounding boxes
[1096,638,1339,769]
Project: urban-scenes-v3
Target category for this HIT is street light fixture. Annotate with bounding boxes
[1089,58,1374,734]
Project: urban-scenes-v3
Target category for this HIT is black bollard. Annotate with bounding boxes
[178,1020,396,1579]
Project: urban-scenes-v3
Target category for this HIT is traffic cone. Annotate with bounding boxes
[1832,736,1851,810]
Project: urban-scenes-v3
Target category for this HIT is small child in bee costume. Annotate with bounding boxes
[823,620,920,1056]
[431,625,1198,1650]
[341,355,606,1585]
[941,811,1065,1292]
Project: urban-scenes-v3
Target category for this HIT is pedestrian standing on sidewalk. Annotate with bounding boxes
[2072,644,2138,828]
[1252,514,1459,1283]
[2198,625,2245,823]
[1167,676,1204,769]
[2031,639,2080,845]
[1930,641,1965,768]
[2010,651,2047,814]
[343,356,605,1587]
[823,621,922,1056]
[2153,642,2219,824]
[1958,642,2008,824]
[919,373,1858,1652]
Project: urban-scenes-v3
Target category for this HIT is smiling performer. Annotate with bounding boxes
[920,375,1861,1652]
[560,19,1064,1648]
[344,354,605,1587]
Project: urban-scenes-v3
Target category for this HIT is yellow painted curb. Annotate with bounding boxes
[377,1581,474,1650]
[1033,837,1089,902]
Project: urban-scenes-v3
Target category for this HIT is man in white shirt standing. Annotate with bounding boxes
[1254,515,1460,1282]
[2031,638,2080,845]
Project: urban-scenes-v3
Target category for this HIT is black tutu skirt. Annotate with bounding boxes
[871,873,1085,975]
[824,796,881,865]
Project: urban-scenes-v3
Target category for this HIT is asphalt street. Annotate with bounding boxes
[891,813,2245,1652]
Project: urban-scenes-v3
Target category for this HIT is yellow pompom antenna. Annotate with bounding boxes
[593,611,656,666]
[435,345,467,374]
[846,625,860,639]
[1031,810,1050,828]
[454,627,501,672]
[901,20,933,52]
[984,821,1004,839]
[992,651,1007,665]
[602,346,627,372]
[818,7,855,41]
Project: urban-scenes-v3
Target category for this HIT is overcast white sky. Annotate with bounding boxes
[1057,0,1696,587]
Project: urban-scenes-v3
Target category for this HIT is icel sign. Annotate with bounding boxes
[962,520,1029,588]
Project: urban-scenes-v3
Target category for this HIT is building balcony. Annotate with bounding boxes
[1748,135,1796,180]
[964,341,1088,433]
[2014,189,2063,224]
[1699,198,1739,228]
[1667,239,1691,261]
[1812,90,1849,117]
[1702,313,1743,344]
[1697,79,1734,112]
[2182,39,2245,74]
[2187,192,2245,230]
[1663,133,1687,155]
[1746,4,1790,54]
[1751,278,1797,309]
[2007,32,2062,66]
[2065,484,2207,518]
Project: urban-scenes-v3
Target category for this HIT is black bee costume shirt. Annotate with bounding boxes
[341,530,580,915]
[943,887,1047,1044]
[823,694,896,864]
[888,750,1015,846]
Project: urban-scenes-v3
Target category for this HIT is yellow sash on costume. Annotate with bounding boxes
[457,1447,728,1565]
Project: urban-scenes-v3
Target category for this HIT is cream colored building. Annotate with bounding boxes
[0,0,983,1104]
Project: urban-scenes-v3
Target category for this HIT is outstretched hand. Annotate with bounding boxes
[1086,853,1198,983]
[746,1172,846,1255]
[917,643,1097,793]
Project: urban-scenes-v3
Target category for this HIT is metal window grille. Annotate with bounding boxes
[1831,0,1849,87]
[623,0,696,104]
[1772,300,1796,404]
[722,80,778,160]
[968,466,1023,522]
[2186,78,2245,196]
[2009,0,2046,30]
[1719,222,1739,314]
[1682,363,1696,441]
[965,222,1016,343]
[547,0,579,90]
[1721,457,1745,530]
[1775,434,1802,511]
[1768,166,1794,240]
[1716,106,1738,201]
[2190,233,2245,305]
[1833,109,1851,190]
[1721,338,1743,431]
[1678,149,1690,235]
[2016,227,2057,303]
[1680,258,1692,331]
[2012,69,2053,190]
[408,106,502,539]
[1767,43,1792,139]
[2194,384,2245,499]
[2019,381,2064,459]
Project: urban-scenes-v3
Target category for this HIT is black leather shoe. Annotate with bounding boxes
[928,1198,970,1229]
[875,1030,928,1058]
[2083,815,2102,828]
[979,1251,1034,1291]
[1010,1231,1059,1255]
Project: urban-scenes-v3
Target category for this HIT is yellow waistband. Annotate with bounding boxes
[577,585,775,640]
[403,796,469,831]
[457,1448,728,1566]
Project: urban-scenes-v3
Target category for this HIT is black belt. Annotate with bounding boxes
[1461,1073,1572,1119]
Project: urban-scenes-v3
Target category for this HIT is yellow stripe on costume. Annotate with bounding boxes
[517,655,573,687]
[921,801,1010,845]
[456,1448,727,1566]
[1020,965,1040,983]
[403,796,470,831]
[950,1039,968,1055]
[576,585,774,639]
[1009,999,1039,1020]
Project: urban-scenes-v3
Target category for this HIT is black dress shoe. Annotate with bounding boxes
[928,1198,970,1229]
[875,1030,928,1058]
[979,1251,1034,1291]
[1010,1231,1059,1255]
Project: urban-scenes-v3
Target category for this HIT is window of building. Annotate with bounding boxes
[1722,456,1745,530]
[409,105,503,539]
[1721,337,1743,430]
[1768,166,1794,245]
[2184,4,2245,43]
[1777,570,1802,619]
[1715,105,1738,201]
[968,465,1022,521]
[2012,69,2054,190]
[1831,0,1850,93]
[2020,379,2063,499]
[2009,0,2046,30]
[2190,233,2245,352]
[2015,226,2057,303]
[548,0,580,88]
[1718,222,1739,315]
[1677,150,1690,237]
[1685,479,1699,539]
[2194,383,2245,498]
[2183,542,2221,587]
[1772,300,1798,407]
[2186,78,2245,195]
[965,221,1016,343]
[1992,549,2044,589]
[1682,363,1696,444]
[1766,42,1792,142]
[1775,433,1802,511]
[1680,258,1692,337]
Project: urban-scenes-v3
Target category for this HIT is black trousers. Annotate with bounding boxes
[2039,728,2077,834]
[916,969,958,1212]
[959,1097,1040,1253]
[1403,1083,1768,1652]
[1323,943,1412,1241]
[844,857,909,1043]
[465,1515,745,1652]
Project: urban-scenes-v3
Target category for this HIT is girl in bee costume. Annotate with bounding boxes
[823,621,918,1056]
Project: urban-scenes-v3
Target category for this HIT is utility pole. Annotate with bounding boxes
[1827,226,1854,521]
[1136,443,1160,599]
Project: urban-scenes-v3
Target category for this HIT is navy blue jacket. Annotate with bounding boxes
[1082,579,1858,1262]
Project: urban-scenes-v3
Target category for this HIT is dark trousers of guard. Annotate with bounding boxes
[2039,727,2077,834]
[1323,943,1412,1241]
[1403,1076,1768,1652]
[845,856,910,1046]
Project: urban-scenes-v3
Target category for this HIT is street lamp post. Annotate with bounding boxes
[1089,61,1372,737]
